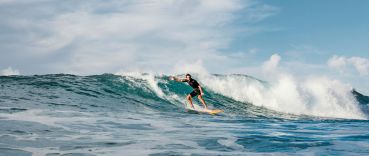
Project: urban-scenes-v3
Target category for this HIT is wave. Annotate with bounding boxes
[0,73,368,120]
[199,74,367,119]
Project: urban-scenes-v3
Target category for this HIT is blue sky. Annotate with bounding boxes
[0,0,368,93]
[227,0,369,61]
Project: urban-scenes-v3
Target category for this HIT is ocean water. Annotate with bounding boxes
[1,73,369,156]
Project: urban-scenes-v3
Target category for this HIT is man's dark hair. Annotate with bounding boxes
[185,73,191,78]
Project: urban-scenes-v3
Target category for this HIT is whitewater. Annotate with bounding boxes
[1,73,369,155]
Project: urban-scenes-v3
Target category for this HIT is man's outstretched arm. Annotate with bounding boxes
[170,76,186,82]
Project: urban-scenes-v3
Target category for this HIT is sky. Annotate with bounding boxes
[0,0,368,94]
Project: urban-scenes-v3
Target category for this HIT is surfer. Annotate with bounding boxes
[170,74,208,110]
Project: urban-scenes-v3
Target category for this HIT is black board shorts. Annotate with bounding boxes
[189,88,201,97]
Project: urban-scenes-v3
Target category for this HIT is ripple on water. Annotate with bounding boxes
[0,107,28,114]
[235,134,332,152]
[58,141,135,151]
[197,138,235,152]
[46,153,96,156]
[0,148,32,156]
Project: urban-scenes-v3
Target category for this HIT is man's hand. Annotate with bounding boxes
[198,86,204,96]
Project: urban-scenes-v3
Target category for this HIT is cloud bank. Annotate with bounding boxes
[328,55,369,75]
[0,0,278,75]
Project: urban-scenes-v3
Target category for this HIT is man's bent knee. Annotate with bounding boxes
[187,95,192,100]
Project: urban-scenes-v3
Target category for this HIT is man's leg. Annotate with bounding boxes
[186,95,194,108]
[198,95,208,109]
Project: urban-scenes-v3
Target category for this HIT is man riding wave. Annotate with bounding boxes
[170,74,208,110]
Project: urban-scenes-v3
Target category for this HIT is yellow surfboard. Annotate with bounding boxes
[187,108,223,115]
[207,109,224,115]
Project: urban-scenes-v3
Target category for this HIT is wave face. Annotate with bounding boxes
[1,73,369,155]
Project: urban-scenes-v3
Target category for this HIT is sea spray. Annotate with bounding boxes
[200,74,366,119]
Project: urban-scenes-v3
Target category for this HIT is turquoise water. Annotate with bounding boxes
[1,74,369,156]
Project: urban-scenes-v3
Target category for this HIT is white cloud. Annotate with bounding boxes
[1,67,20,76]
[328,55,369,75]
[348,57,369,75]
[0,0,278,75]
[242,1,280,22]
[262,53,281,73]
[173,59,208,75]
[327,55,347,72]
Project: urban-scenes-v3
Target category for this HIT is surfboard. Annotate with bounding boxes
[207,109,224,115]
[186,108,223,115]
